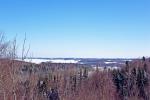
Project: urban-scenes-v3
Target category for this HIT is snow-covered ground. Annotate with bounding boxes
[23,59,50,64]
[16,58,133,65]
[49,59,79,63]
[104,61,117,64]
[92,66,120,71]
[17,58,80,64]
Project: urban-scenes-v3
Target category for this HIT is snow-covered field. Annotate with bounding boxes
[49,59,79,63]
[104,61,117,64]
[17,58,80,64]
[23,59,50,64]
[92,66,120,71]
[16,58,132,65]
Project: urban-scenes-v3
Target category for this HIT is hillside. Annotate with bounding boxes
[0,57,150,100]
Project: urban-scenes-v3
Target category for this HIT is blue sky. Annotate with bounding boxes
[0,0,150,58]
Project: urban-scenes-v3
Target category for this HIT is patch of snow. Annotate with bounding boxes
[107,66,120,70]
[50,59,79,63]
[17,59,50,64]
[92,66,120,71]
[104,62,117,64]
[17,59,80,64]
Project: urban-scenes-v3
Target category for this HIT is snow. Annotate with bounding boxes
[23,59,50,64]
[92,66,120,71]
[17,58,80,64]
[50,59,79,63]
[104,61,117,64]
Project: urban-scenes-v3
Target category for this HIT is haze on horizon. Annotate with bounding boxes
[0,0,150,58]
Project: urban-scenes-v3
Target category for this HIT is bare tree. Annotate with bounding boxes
[22,33,30,60]
[0,33,11,100]
[9,37,17,100]
[0,33,10,58]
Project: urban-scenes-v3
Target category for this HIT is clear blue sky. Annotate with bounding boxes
[0,0,150,58]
